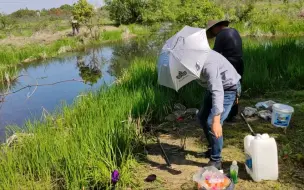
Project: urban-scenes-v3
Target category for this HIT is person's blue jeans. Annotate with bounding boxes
[198,82,241,162]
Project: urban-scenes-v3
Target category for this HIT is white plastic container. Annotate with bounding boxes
[271,103,294,128]
[244,134,278,182]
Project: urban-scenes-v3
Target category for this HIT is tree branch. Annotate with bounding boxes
[0,79,85,97]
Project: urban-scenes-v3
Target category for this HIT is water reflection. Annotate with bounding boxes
[77,49,103,85]
[108,32,169,76]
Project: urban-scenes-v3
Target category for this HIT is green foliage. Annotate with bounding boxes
[213,0,257,22]
[0,15,16,29]
[10,8,37,18]
[72,0,94,23]
[106,0,223,26]
[236,2,304,36]
[60,4,74,11]
[212,0,304,36]
[105,0,146,25]
[283,0,289,4]
[141,0,179,23]
[176,0,224,27]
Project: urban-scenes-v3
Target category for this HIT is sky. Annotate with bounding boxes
[0,0,104,14]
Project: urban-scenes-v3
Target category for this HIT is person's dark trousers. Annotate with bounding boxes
[76,23,80,34]
[72,23,80,35]
[72,23,76,36]
[226,58,244,121]
[197,84,240,162]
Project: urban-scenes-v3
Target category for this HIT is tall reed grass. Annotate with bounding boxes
[242,38,304,94]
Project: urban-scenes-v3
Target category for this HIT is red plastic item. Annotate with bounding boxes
[177,117,183,121]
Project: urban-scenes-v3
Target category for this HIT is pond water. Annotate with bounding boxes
[0,36,164,141]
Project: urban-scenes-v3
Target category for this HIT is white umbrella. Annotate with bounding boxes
[157,26,211,91]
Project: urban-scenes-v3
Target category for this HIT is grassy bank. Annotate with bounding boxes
[1,37,304,188]
[0,56,176,189]
[0,29,123,65]
[0,24,153,83]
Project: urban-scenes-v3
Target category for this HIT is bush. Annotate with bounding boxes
[60,4,73,12]
[10,8,37,18]
[0,15,16,29]
[105,0,146,25]
[106,0,223,26]
[141,0,178,24]
[213,0,256,22]
[72,0,94,23]
[176,0,224,27]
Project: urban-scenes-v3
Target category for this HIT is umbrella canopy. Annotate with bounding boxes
[157,26,211,91]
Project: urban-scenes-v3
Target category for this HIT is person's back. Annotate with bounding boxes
[199,50,241,91]
[214,28,242,60]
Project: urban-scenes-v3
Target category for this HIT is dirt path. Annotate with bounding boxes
[136,117,303,190]
[0,26,120,47]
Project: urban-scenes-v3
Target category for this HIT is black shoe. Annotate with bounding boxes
[197,148,211,158]
[207,160,222,170]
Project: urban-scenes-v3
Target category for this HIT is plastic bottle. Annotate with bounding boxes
[244,134,278,182]
[230,161,238,184]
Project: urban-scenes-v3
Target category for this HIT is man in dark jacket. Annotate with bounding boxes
[206,20,244,122]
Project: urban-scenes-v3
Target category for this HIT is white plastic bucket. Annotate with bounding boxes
[271,104,294,128]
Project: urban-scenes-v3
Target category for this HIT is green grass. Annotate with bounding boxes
[231,19,304,37]
[100,30,122,41]
[1,38,304,188]
[0,17,70,38]
[0,38,79,66]
[219,0,304,37]
[242,38,304,94]
[126,24,156,36]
